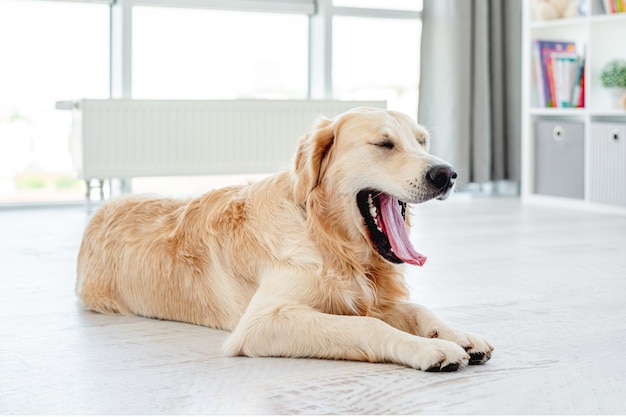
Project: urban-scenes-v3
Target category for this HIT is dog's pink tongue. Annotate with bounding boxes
[379,194,427,266]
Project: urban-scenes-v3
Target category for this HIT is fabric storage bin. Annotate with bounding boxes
[589,122,626,207]
[534,120,584,199]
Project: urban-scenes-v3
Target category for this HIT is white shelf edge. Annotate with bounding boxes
[530,13,626,29]
[530,16,587,29]
[529,108,586,116]
[589,12,626,23]
[529,108,626,117]
[589,109,626,117]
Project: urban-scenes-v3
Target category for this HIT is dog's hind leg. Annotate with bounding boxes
[75,272,131,315]
[75,205,133,315]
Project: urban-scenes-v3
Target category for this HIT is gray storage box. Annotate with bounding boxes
[534,120,584,199]
[589,122,626,207]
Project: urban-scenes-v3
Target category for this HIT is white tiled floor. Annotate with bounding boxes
[1,195,626,414]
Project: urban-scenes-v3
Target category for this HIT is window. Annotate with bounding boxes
[129,5,310,195]
[0,0,109,203]
[332,16,421,117]
[1,0,422,203]
[132,7,309,100]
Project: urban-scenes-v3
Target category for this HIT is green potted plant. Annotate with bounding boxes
[600,59,626,109]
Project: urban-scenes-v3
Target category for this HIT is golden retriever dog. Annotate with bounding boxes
[76,107,493,371]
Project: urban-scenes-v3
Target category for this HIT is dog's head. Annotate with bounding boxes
[293,107,456,267]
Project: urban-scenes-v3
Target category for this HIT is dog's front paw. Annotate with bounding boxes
[413,338,470,372]
[459,332,493,365]
[428,327,494,366]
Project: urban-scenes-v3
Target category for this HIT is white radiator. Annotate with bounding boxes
[61,99,386,181]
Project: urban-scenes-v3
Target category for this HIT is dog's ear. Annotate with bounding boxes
[293,117,335,204]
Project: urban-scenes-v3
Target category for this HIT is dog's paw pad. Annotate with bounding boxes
[426,362,462,372]
[459,334,494,365]
[467,350,491,365]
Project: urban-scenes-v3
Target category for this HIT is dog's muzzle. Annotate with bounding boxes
[426,165,457,200]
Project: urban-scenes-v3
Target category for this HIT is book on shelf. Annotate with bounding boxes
[602,0,626,13]
[532,40,585,108]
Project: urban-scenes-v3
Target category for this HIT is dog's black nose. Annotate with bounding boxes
[426,165,457,190]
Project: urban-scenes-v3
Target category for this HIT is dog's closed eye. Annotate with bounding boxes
[373,139,395,150]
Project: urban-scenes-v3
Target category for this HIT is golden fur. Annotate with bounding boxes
[76,107,493,371]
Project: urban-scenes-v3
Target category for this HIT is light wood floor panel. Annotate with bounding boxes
[1,196,625,414]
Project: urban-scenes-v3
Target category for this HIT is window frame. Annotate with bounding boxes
[309,0,420,98]
[108,0,420,99]
[18,0,421,99]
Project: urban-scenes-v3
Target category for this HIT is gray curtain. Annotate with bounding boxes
[418,0,521,185]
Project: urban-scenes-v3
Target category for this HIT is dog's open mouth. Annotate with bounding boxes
[357,190,427,266]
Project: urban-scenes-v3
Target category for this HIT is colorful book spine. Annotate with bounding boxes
[552,52,579,108]
[578,66,585,108]
[571,55,585,108]
[533,40,577,107]
[602,0,626,13]
[532,42,546,107]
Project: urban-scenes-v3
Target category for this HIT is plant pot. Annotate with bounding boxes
[606,87,626,109]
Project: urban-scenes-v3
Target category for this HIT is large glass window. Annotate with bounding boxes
[132,7,309,100]
[332,16,421,118]
[129,6,310,196]
[0,0,422,203]
[0,0,109,203]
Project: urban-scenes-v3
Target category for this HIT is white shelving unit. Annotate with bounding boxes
[521,0,626,213]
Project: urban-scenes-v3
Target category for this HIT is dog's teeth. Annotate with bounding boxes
[367,193,381,231]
